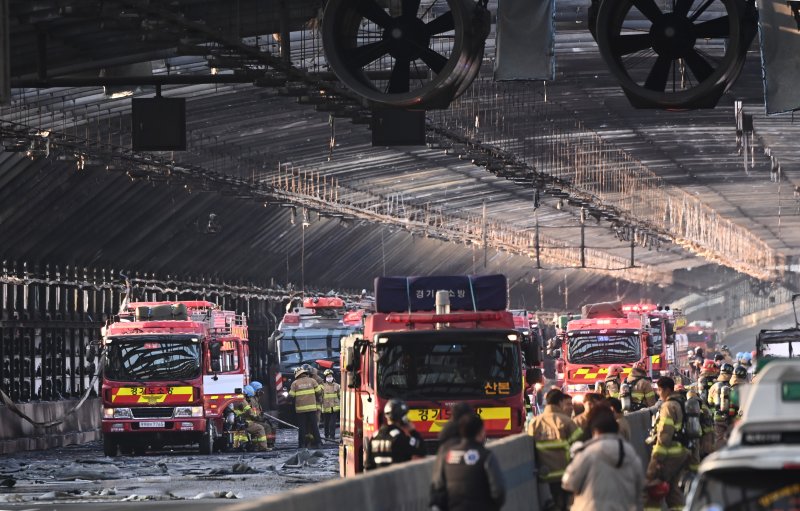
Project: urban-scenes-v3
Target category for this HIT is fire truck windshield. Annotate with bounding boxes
[376,338,522,400]
[568,334,641,364]
[280,335,339,365]
[105,336,201,382]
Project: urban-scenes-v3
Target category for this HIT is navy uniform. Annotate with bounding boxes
[364,399,425,470]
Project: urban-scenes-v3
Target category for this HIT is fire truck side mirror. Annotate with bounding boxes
[526,368,543,385]
[665,322,675,337]
[645,333,654,349]
[209,340,222,373]
[344,347,361,388]
[646,347,657,356]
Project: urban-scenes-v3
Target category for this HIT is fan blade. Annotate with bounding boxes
[694,15,729,38]
[684,49,714,83]
[426,11,454,35]
[401,0,422,18]
[388,57,411,93]
[419,47,448,74]
[632,0,663,22]
[349,40,390,68]
[674,0,694,17]
[644,54,672,91]
[356,0,393,27]
[613,33,654,56]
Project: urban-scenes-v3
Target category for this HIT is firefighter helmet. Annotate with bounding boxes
[720,344,729,352]
[243,385,255,397]
[607,365,624,378]
[632,360,647,372]
[383,399,409,424]
[719,363,734,375]
[647,482,670,501]
[702,360,717,371]
[733,365,747,379]
[250,381,263,392]
[323,369,334,376]
[294,366,307,378]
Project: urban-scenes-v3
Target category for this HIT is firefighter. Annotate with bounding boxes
[364,399,425,471]
[320,369,340,440]
[624,361,657,411]
[527,389,582,511]
[697,360,718,404]
[645,377,689,511]
[247,380,275,448]
[707,362,733,450]
[719,344,733,364]
[686,384,715,459]
[289,366,323,448]
[233,385,269,452]
[728,364,749,420]
[603,365,623,399]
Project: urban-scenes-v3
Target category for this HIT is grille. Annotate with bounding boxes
[132,407,174,419]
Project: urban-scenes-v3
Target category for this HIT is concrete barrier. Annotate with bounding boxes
[228,434,538,511]
[0,398,101,454]
[626,409,653,468]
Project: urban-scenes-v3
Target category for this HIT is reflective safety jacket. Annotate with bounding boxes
[650,394,687,460]
[626,371,657,410]
[233,400,259,424]
[288,375,323,414]
[707,375,731,422]
[247,395,263,416]
[321,381,340,413]
[527,405,582,482]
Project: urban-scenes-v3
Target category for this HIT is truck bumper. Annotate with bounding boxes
[102,418,207,434]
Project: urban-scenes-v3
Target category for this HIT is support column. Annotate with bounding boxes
[0,0,9,105]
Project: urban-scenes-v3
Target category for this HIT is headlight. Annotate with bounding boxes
[104,408,132,419]
[566,384,590,394]
[281,390,289,398]
[174,406,204,417]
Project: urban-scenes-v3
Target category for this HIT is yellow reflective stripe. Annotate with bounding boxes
[293,388,318,396]
[568,428,583,444]
[296,404,318,412]
[631,392,645,399]
[536,439,569,450]
[660,416,675,427]
[252,435,267,442]
[652,444,686,456]
[542,470,565,481]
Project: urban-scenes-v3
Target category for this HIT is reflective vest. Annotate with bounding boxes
[288,375,323,413]
[651,395,688,458]
[321,381,340,413]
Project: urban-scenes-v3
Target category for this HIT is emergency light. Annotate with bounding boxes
[622,303,657,313]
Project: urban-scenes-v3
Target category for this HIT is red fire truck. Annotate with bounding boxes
[339,275,535,476]
[554,301,655,399]
[100,301,249,456]
[621,303,679,376]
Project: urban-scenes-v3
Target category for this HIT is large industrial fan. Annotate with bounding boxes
[322,0,490,109]
[591,0,757,108]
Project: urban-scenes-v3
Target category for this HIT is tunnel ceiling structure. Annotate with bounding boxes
[1,0,799,319]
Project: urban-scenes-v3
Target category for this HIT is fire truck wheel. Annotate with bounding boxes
[102,435,118,457]
[199,424,215,455]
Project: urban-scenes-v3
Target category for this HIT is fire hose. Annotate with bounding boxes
[0,347,106,428]
[260,411,339,444]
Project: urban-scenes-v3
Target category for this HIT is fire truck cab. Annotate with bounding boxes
[270,296,363,419]
[622,303,679,376]
[554,301,655,399]
[100,301,249,456]
[339,275,535,476]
